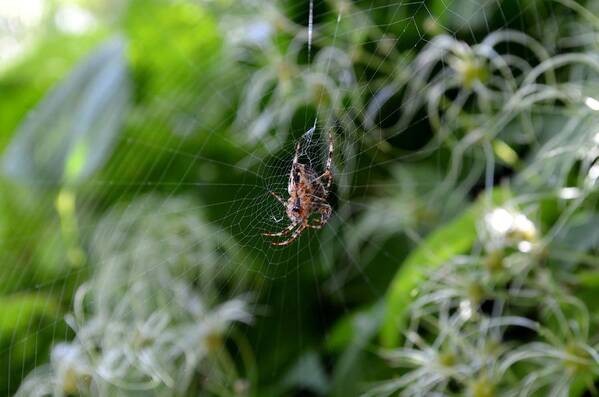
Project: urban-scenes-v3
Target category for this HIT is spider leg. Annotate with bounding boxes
[307,220,323,229]
[269,191,287,207]
[271,223,306,246]
[304,202,332,230]
[288,141,303,194]
[314,203,332,224]
[311,170,333,200]
[308,194,328,203]
[305,131,334,193]
[293,140,301,164]
[325,129,334,174]
[311,130,335,193]
[263,222,298,237]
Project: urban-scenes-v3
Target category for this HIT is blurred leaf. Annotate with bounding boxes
[432,0,501,33]
[0,178,72,292]
[125,0,230,135]
[327,302,384,353]
[281,351,329,396]
[577,272,599,294]
[573,256,599,311]
[2,36,131,186]
[0,293,65,395]
[328,301,386,397]
[0,32,107,150]
[87,0,230,206]
[381,188,510,347]
[555,213,599,252]
[493,139,520,167]
[64,141,89,183]
[0,294,61,338]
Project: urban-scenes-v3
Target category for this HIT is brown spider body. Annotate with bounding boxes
[263,130,334,246]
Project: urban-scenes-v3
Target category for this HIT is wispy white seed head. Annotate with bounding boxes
[484,208,537,250]
[584,96,599,111]
[559,187,581,200]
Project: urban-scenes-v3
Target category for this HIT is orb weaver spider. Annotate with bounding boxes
[263,130,334,246]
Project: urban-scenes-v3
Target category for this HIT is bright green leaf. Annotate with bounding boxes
[0,294,61,338]
[381,188,510,347]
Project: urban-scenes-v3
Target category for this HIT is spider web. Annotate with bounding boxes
[1,0,598,395]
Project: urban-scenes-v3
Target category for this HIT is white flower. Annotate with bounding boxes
[483,207,537,251]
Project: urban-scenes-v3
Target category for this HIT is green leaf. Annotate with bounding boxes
[0,294,61,338]
[124,0,228,135]
[2,36,131,186]
[281,351,329,396]
[328,301,386,397]
[380,188,510,347]
[0,293,65,395]
[0,32,107,151]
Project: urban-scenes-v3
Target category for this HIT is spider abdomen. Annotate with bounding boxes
[287,190,312,222]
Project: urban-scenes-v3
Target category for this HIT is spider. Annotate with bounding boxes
[263,130,334,246]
